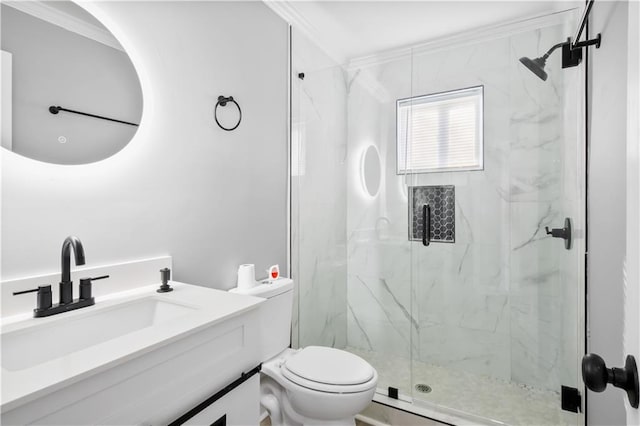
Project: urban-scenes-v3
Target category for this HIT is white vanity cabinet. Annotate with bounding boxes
[1,283,264,426]
[180,376,260,426]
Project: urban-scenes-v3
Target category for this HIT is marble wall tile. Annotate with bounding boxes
[347,273,415,329]
[508,28,566,204]
[508,200,564,390]
[292,12,584,406]
[291,28,348,350]
[510,293,563,390]
[342,20,582,395]
[399,35,513,380]
[419,322,511,381]
[509,202,561,271]
[346,271,415,361]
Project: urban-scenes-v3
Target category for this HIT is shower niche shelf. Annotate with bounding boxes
[409,185,455,244]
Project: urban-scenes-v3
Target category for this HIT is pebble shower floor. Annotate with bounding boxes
[348,347,577,425]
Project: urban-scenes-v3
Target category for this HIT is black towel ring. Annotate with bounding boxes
[214,95,242,131]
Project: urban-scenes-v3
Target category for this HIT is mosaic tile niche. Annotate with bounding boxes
[410,185,456,243]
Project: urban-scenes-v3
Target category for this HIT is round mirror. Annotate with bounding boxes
[1,1,142,165]
[361,144,381,197]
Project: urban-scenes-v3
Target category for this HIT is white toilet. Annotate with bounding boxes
[231,278,378,426]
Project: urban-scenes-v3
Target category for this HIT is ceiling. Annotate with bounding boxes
[267,0,583,62]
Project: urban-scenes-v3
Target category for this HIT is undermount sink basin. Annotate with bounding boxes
[1,297,195,371]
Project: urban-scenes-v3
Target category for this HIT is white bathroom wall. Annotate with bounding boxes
[346,54,416,369]
[588,1,629,425]
[290,28,348,349]
[1,1,288,289]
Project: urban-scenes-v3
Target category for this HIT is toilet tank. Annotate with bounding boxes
[230,278,294,361]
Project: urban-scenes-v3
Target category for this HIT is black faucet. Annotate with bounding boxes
[60,236,85,304]
[13,236,109,317]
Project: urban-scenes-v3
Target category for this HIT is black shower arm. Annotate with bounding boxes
[542,41,569,60]
[543,0,599,59]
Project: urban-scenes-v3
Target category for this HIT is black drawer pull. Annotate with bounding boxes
[168,365,261,426]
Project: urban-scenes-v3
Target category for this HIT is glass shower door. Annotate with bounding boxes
[406,12,585,426]
[290,27,349,352]
[290,26,417,400]
[344,51,416,399]
[290,9,586,425]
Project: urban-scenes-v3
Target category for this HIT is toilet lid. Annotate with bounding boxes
[283,346,374,386]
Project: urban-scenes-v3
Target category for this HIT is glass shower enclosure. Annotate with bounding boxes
[291,9,585,426]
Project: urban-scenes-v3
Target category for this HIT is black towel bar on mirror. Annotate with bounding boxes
[49,106,139,126]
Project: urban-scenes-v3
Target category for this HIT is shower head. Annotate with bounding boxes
[519,40,567,81]
[519,1,602,81]
[519,56,548,81]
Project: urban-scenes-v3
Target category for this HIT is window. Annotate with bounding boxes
[397,86,483,174]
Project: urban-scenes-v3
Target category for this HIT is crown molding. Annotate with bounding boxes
[263,0,347,66]
[348,7,580,70]
[3,1,123,52]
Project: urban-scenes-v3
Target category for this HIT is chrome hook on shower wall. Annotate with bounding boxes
[214,95,242,131]
[519,0,601,80]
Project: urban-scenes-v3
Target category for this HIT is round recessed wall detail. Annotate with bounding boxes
[361,144,381,198]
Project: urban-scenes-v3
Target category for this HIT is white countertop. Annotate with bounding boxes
[0,282,264,412]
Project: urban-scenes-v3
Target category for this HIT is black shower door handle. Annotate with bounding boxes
[422,204,431,246]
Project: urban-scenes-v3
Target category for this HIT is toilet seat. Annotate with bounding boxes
[280,346,377,394]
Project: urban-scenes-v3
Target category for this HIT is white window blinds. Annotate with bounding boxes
[397,86,483,174]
